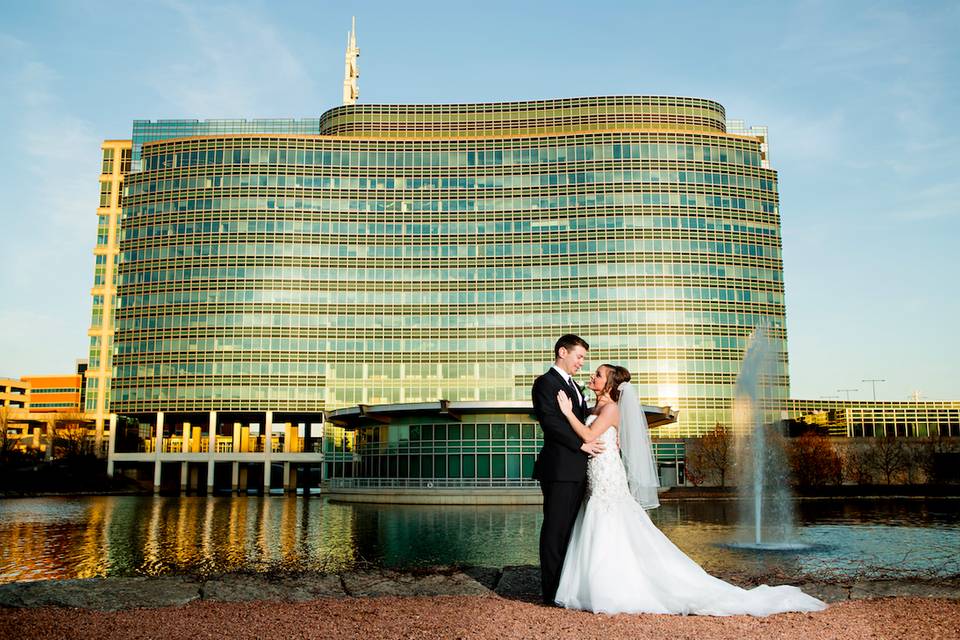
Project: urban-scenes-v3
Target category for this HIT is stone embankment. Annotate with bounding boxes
[2,569,959,639]
[1,566,959,610]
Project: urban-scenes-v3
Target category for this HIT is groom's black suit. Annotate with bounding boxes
[531,367,589,603]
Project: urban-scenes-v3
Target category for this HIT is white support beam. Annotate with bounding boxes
[153,412,164,493]
[106,414,118,477]
[264,410,273,492]
[207,411,216,492]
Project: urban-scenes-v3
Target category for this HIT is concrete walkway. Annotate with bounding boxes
[1,567,958,611]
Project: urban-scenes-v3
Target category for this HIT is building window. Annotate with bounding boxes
[99,182,112,207]
[102,148,114,175]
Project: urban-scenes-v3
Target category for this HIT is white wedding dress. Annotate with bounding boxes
[554,419,827,616]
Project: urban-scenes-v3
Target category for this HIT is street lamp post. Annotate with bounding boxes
[862,379,886,401]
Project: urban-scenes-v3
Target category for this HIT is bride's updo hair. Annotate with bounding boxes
[601,364,632,401]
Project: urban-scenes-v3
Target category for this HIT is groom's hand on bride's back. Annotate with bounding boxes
[581,441,604,457]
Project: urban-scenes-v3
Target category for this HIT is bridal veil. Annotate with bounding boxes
[617,381,660,509]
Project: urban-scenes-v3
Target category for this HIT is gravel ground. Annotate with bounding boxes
[1,595,958,640]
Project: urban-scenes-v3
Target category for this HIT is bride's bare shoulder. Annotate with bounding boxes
[597,401,620,418]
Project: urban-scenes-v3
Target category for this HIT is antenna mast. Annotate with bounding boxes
[342,17,360,105]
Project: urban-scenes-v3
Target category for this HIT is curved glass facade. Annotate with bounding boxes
[328,403,681,490]
[354,413,542,487]
[112,96,787,436]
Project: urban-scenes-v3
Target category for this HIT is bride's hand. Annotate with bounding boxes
[581,441,604,457]
[556,391,574,416]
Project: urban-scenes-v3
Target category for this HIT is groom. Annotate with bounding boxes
[531,334,604,605]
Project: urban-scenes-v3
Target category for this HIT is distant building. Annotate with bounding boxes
[21,374,83,413]
[786,399,960,438]
[1,378,44,452]
[1,378,30,410]
[76,359,88,413]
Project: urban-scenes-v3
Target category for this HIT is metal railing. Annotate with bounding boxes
[326,477,540,490]
[131,436,322,456]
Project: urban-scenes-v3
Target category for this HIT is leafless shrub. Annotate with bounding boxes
[789,431,843,486]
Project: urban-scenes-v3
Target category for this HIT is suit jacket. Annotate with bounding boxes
[531,368,589,482]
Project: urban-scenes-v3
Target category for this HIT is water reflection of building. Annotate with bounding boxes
[131,496,359,574]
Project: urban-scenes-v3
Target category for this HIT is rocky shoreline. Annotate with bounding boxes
[1,566,959,611]
[2,568,958,639]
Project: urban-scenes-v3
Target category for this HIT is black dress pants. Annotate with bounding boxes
[539,479,586,603]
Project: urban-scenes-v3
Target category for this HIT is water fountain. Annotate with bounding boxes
[726,324,810,551]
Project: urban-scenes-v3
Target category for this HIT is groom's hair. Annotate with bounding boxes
[554,334,589,359]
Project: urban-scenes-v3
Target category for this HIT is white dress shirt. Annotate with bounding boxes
[552,365,583,405]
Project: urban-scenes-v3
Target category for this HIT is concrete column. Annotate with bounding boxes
[263,410,273,493]
[44,417,53,461]
[107,414,118,477]
[94,416,105,459]
[189,464,199,495]
[301,463,313,498]
[153,412,164,494]
[237,465,248,495]
[180,462,188,494]
[206,411,216,493]
[182,421,190,453]
[282,462,291,492]
[231,462,239,494]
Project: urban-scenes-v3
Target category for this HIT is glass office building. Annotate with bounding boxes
[111,96,786,439]
[786,399,960,438]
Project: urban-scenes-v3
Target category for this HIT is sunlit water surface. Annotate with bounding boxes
[1,496,957,584]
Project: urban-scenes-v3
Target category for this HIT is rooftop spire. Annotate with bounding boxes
[342,16,359,106]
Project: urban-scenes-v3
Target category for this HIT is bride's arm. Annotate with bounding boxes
[556,392,619,443]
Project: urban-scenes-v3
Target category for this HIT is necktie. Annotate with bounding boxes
[566,377,581,412]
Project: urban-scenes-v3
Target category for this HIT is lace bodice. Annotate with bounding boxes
[584,416,633,504]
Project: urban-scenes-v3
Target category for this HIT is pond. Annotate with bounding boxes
[1,496,958,584]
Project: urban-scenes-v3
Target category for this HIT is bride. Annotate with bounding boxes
[553,364,827,616]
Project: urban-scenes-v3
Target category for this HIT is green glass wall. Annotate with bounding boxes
[354,414,542,487]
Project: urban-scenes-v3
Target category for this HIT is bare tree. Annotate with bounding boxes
[863,436,909,484]
[841,442,874,484]
[686,424,734,487]
[683,457,705,487]
[0,406,15,462]
[52,412,92,458]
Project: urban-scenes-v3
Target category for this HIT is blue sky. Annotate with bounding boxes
[1,0,957,401]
